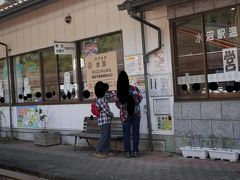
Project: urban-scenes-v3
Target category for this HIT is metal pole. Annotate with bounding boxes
[128,12,162,151]
[0,42,13,140]
[140,13,153,151]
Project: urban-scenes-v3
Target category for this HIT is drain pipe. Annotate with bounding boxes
[0,42,13,140]
[130,12,162,151]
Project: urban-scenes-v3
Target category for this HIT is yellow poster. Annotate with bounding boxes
[85,51,118,92]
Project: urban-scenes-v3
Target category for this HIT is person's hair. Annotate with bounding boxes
[127,94,135,115]
[103,83,109,92]
[94,81,105,98]
[117,70,129,104]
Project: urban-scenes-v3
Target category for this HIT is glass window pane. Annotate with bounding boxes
[0,59,9,103]
[80,32,124,99]
[205,6,240,98]
[58,54,78,101]
[42,49,59,101]
[174,16,207,99]
[14,53,41,103]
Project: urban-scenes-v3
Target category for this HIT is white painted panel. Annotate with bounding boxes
[31,24,39,51]
[69,104,91,130]
[119,11,132,30]
[148,6,167,19]
[41,3,55,21]
[95,0,108,35]
[16,14,30,30]
[55,17,65,41]
[84,3,97,37]
[23,27,32,52]
[28,10,38,26]
[74,9,85,40]
[84,0,95,7]
[107,0,121,31]
[122,26,136,55]
[9,31,17,55]
[65,23,75,42]
[72,0,84,11]
[16,29,24,54]
[38,22,48,48]
[133,21,142,54]
[54,0,64,17]
[46,19,56,46]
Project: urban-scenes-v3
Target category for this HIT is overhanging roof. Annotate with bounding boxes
[118,0,190,14]
[0,0,57,20]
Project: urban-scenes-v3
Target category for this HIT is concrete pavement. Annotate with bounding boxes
[0,139,239,180]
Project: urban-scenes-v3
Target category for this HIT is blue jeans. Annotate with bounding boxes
[122,116,140,153]
[96,123,111,154]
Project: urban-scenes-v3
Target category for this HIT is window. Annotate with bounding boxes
[11,32,124,104]
[58,54,78,101]
[80,32,124,99]
[172,6,240,100]
[41,49,59,102]
[14,53,41,103]
[0,58,9,103]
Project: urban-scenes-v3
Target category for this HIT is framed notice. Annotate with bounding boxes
[153,98,171,115]
[124,54,144,76]
[149,74,172,97]
[85,51,118,92]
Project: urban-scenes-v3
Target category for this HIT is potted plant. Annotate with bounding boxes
[33,108,60,146]
[207,135,239,162]
[180,131,208,159]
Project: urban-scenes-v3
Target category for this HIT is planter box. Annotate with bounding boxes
[208,149,239,162]
[34,131,61,146]
[180,147,208,159]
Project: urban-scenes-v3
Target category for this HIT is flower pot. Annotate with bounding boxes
[34,131,60,146]
[208,149,239,162]
[180,146,208,159]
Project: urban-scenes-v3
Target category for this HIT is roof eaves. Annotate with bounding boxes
[0,0,57,20]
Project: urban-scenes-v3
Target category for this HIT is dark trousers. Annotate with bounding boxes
[122,116,140,153]
[96,123,111,154]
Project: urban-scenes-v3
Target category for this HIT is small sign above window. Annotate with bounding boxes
[54,42,76,55]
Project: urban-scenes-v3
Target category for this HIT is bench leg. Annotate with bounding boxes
[74,136,77,151]
[86,138,92,148]
[114,141,117,154]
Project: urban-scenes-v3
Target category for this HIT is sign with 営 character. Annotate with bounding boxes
[85,51,118,92]
[222,47,238,73]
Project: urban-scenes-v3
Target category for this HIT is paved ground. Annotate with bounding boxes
[0,139,239,180]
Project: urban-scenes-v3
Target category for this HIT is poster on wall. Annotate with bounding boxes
[157,115,172,130]
[124,54,144,76]
[17,106,40,128]
[153,98,171,115]
[151,51,168,74]
[149,74,172,97]
[222,47,238,73]
[85,51,118,92]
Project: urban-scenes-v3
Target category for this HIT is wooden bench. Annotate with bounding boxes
[69,117,123,152]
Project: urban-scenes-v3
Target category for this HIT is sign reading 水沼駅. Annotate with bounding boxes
[85,51,118,92]
[54,42,76,55]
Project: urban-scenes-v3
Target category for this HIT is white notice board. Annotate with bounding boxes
[153,98,171,115]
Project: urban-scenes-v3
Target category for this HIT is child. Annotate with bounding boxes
[94,81,114,158]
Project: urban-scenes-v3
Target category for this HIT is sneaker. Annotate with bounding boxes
[94,153,106,158]
[125,152,131,158]
[107,152,115,156]
[132,152,139,157]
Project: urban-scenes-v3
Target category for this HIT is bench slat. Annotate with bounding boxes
[71,116,123,152]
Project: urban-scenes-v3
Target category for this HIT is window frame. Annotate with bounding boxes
[171,6,240,101]
[3,31,124,106]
